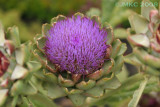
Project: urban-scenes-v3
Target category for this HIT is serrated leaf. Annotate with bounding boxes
[91,16,101,25]
[36,36,46,53]
[63,88,83,95]
[128,34,150,47]
[51,15,66,25]
[34,34,42,42]
[45,83,66,99]
[111,39,122,58]
[97,73,114,86]
[129,14,149,34]
[51,17,57,25]
[56,15,67,21]
[58,75,75,87]
[88,73,144,106]
[105,23,114,44]
[87,69,104,80]
[11,65,28,80]
[74,12,84,18]
[102,75,121,90]
[76,80,96,90]
[102,59,114,74]
[85,86,104,98]
[43,69,57,83]
[128,77,148,107]
[42,23,51,36]
[68,94,86,106]
[46,61,56,73]
[33,49,47,66]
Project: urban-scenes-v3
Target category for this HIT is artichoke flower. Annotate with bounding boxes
[0,22,42,107]
[126,0,160,76]
[34,13,126,106]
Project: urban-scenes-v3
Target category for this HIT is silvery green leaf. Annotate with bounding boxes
[68,94,86,106]
[11,65,28,80]
[129,14,149,34]
[128,34,150,47]
[128,77,148,107]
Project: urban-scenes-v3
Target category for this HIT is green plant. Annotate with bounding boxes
[0,22,58,107]
[123,0,160,107]
[33,12,127,106]
[126,0,160,77]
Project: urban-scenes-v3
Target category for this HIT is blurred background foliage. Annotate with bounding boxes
[0,0,97,42]
[0,0,158,42]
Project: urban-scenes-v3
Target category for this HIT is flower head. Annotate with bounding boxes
[44,15,108,75]
[33,13,125,105]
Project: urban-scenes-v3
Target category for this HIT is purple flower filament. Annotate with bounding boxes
[44,15,108,75]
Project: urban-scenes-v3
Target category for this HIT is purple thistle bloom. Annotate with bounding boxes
[44,15,108,75]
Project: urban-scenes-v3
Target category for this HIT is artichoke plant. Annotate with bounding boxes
[126,0,160,76]
[33,12,127,106]
[0,22,44,107]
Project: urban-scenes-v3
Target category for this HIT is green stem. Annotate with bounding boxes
[128,77,148,107]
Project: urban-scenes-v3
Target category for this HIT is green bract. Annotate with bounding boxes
[126,0,160,76]
[0,22,46,107]
[33,13,127,106]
